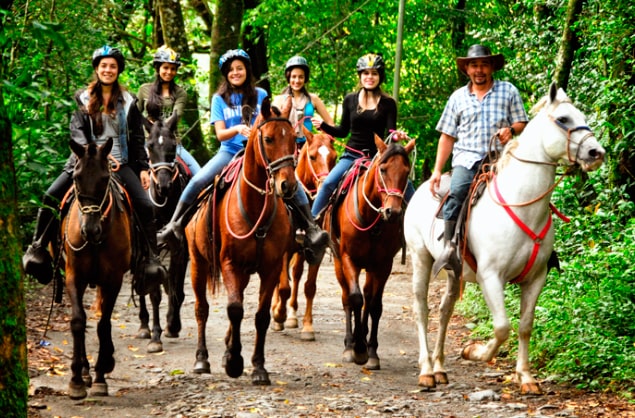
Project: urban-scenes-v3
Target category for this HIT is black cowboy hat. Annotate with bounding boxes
[456,44,505,74]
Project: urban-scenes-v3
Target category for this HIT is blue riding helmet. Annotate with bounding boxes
[92,45,125,74]
[218,49,251,75]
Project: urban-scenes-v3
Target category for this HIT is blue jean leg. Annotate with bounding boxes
[179,150,234,205]
[311,153,356,217]
[177,144,201,176]
[442,165,480,221]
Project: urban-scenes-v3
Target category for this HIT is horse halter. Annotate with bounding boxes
[548,112,594,165]
[243,117,297,195]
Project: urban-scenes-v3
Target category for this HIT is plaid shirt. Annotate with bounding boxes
[436,80,528,169]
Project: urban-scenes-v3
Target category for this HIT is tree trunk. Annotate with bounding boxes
[0,2,29,414]
[210,0,244,96]
[243,0,270,96]
[156,0,209,162]
[555,0,585,91]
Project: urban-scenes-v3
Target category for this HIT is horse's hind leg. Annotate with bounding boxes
[516,274,546,395]
[300,262,319,341]
[191,255,211,374]
[147,286,163,353]
[285,252,305,329]
[271,252,290,331]
[91,283,121,397]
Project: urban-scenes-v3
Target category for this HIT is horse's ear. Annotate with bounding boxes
[261,96,272,119]
[404,139,416,154]
[374,134,387,153]
[69,139,85,158]
[549,81,558,103]
[302,125,313,142]
[143,117,153,135]
[101,137,114,157]
[167,110,179,132]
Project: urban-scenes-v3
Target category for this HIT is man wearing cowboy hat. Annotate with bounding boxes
[429,44,528,277]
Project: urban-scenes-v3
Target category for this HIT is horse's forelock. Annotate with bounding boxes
[87,142,98,157]
[379,143,408,164]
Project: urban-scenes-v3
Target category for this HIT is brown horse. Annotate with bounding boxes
[136,112,191,353]
[324,135,415,369]
[271,127,337,340]
[185,96,297,385]
[63,138,132,399]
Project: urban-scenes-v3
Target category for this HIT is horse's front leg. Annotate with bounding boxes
[300,261,319,341]
[165,247,187,338]
[223,267,248,379]
[335,256,367,364]
[92,282,121,397]
[363,269,390,370]
[431,267,462,386]
[252,269,282,385]
[136,294,151,339]
[516,274,547,395]
[67,276,90,400]
[147,286,163,353]
[461,273,510,363]
[191,255,211,374]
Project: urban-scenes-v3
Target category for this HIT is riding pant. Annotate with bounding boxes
[442,164,481,221]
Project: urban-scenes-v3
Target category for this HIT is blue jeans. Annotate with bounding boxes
[177,144,201,176]
[443,164,480,221]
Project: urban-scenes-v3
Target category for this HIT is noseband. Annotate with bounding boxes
[548,110,595,164]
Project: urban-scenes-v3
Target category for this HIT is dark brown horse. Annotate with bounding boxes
[136,112,190,353]
[272,127,337,340]
[324,135,415,369]
[63,138,132,399]
[185,96,297,385]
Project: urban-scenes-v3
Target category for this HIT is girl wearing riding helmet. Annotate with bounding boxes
[272,56,333,148]
[311,53,415,218]
[22,45,166,294]
[159,49,328,264]
[137,45,200,175]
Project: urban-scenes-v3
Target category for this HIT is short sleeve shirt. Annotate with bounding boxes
[436,80,528,169]
[211,87,268,155]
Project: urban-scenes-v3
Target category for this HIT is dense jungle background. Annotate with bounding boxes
[1,0,634,415]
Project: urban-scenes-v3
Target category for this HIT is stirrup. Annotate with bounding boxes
[432,244,460,278]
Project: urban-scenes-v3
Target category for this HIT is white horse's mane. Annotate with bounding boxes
[496,140,519,171]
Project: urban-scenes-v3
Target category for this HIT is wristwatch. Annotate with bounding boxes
[509,126,516,136]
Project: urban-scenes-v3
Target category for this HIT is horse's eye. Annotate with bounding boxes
[264,136,273,144]
[557,116,568,124]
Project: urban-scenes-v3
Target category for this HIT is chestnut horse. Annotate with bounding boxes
[136,112,191,353]
[272,127,337,340]
[63,138,131,399]
[324,136,415,369]
[185,96,297,385]
[404,83,605,394]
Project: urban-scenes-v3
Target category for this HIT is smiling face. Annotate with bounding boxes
[96,57,119,85]
[466,58,494,86]
[227,59,248,88]
[359,69,380,89]
[158,62,178,83]
[288,68,306,92]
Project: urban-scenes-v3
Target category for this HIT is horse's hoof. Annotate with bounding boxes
[147,341,163,353]
[81,373,92,387]
[365,358,380,370]
[252,370,271,386]
[90,382,108,397]
[224,354,244,379]
[353,350,369,366]
[435,371,449,385]
[342,349,355,363]
[521,382,543,395]
[300,331,315,341]
[461,343,479,360]
[418,374,436,389]
[193,360,211,374]
[164,329,179,338]
[68,382,87,400]
[136,328,151,339]
[285,317,299,329]
[271,321,284,332]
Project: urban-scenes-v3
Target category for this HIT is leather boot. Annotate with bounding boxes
[136,220,167,296]
[157,200,195,249]
[292,202,329,265]
[432,220,461,278]
[23,208,56,284]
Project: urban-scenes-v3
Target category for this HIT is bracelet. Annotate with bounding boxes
[509,126,516,136]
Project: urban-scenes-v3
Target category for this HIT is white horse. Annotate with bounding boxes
[404,82,605,395]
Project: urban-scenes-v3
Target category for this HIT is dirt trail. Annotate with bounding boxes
[27,254,633,417]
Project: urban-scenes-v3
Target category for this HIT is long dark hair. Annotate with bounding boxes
[86,78,123,136]
[216,58,258,111]
[145,74,177,120]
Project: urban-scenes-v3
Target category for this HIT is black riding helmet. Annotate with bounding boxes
[356,53,385,84]
[285,56,310,83]
[92,45,125,74]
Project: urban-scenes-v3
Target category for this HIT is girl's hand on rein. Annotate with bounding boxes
[389,129,409,142]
